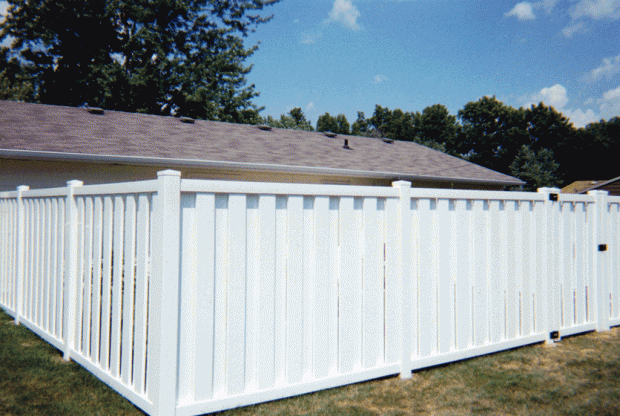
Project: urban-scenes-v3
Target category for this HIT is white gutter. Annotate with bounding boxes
[0,148,524,186]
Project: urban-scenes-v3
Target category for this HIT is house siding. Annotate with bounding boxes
[0,159,506,191]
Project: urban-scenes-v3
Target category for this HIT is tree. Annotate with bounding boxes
[316,112,350,134]
[0,0,280,123]
[457,96,529,173]
[509,145,561,190]
[369,105,415,141]
[351,111,370,136]
[524,102,578,185]
[413,104,460,152]
[260,107,314,131]
[316,112,339,133]
[575,117,620,181]
[335,114,350,135]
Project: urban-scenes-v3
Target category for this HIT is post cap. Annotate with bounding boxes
[537,187,561,193]
[157,170,182,177]
[392,180,412,188]
[16,185,29,192]
[587,190,609,196]
[66,180,84,187]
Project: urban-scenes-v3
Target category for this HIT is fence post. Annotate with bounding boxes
[588,190,610,332]
[393,181,412,379]
[537,187,561,344]
[147,170,181,416]
[14,185,29,326]
[63,180,83,361]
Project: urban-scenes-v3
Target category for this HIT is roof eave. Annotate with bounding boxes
[0,148,524,187]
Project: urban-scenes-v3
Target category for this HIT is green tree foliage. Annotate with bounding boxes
[0,0,279,123]
[316,112,339,133]
[369,105,416,141]
[573,117,620,181]
[351,111,370,136]
[510,145,561,191]
[413,104,460,152]
[335,114,350,135]
[316,112,350,134]
[260,107,314,131]
[457,96,529,173]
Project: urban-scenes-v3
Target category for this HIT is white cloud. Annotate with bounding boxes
[562,22,585,37]
[324,0,362,31]
[305,102,315,113]
[539,0,560,13]
[373,74,387,84]
[529,84,569,109]
[562,108,600,127]
[571,0,620,20]
[602,85,620,101]
[583,54,620,82]
[524,84,620,127]
[0,1,9,23]
[505,2,537,20]
[301,32,322,44]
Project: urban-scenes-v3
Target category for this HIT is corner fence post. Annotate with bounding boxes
[393,181,413,379]
[537,187,561,344]
[14,185,29,326]
[63,180,83,361]
[147,170,181,416]
[588,190,610,332]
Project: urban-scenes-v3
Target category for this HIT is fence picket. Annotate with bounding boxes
[121,195,136,386]
[133,194,150,396]
[91,197,103,364]
[286,195,304,382]
[258,195,276,388]
[314,196,331,378]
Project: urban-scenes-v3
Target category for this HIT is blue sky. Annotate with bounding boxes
[244,0,620,128]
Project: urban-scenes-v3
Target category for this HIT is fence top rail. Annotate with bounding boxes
[559,194,595,203]
[0,191,17,199]
[180,178,400,198]
[608,195,620,205]
[73,180,159,196]
[407,188,546,202]
[16,179,159,198]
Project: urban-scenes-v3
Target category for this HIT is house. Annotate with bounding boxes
[565,176,620,196]
[0,100,523,191]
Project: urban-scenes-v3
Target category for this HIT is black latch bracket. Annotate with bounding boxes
[549,193,559,201]
[599,244,608,252]
[550,331,560,340]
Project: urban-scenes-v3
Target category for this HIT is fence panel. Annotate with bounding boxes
[555,197,597,336]
[410,193,549,370]
[609,199,620,326]
[0,198,17,312]
[176,183,401,415]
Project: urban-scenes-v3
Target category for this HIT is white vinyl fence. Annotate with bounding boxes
[1,171,619,416]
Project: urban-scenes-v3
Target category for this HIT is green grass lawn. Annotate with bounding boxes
[2,308,620,415]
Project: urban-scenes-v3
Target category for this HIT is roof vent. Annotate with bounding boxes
[343,139,351,150]
[382,138,394,144]
[86,107,104,115]
[257,124,272,131]
[179,116,195,124]
[324,132,337,138]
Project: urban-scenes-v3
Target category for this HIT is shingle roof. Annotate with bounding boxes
[575,176,620,195]
[561,180,604,194]
[0,100,523,186]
